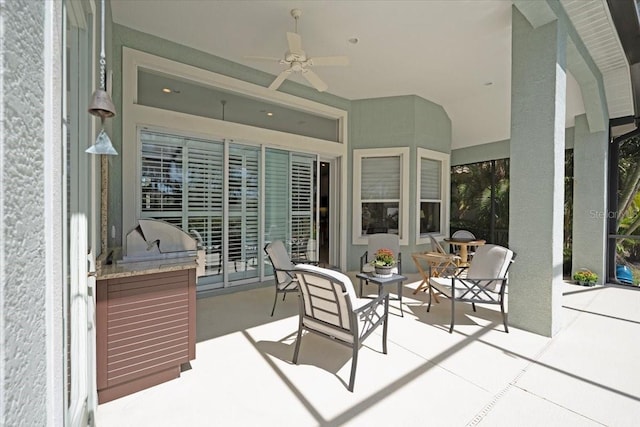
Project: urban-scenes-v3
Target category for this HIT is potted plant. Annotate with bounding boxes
[573,269,598,286]
[371,248,396,277]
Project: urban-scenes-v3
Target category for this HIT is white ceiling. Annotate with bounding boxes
[111,0,627,149]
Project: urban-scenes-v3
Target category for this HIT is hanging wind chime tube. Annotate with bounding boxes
[86,0,118,155]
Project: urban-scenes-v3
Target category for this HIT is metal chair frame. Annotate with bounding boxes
[264,240,310,316]
[293,267,389,392]
[428,247,516,333]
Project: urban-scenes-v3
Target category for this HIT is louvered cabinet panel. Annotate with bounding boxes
[97,268,196,403]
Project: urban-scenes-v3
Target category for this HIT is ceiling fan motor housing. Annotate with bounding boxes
[285,51,307,62]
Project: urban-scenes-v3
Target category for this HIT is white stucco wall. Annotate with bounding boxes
[1,0,63,425]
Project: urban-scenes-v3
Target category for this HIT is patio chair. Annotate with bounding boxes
[450,229,478,260]
[428,234,449,255]
[190,229,222,273]
[428,244,515,333]
[359,233,402,295]
[360,233,402,274]
[263,240,298,316]
[292,264,389,392]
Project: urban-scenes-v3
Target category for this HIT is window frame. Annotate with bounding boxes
[416,147,450,245]
[353,147,410,245]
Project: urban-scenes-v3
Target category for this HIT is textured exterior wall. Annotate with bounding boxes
[572,114,607,283]
[1,0,59,425]
[508,8,567,337]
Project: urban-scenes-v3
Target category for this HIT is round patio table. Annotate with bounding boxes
[443,238,486,266]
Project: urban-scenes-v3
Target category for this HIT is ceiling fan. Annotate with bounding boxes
[246,8,349,92]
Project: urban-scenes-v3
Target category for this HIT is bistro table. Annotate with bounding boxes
[356,271,407,316]
[443,237,486,266]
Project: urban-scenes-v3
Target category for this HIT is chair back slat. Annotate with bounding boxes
[299,275,349,330]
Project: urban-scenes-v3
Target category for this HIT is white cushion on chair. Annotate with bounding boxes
[466,245,513,291]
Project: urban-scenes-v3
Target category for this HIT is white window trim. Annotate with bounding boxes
[121,47,349,268]
[353,147,410,246]
[416,147,450,245]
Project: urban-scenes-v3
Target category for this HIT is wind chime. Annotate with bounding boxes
[86,0,117,155]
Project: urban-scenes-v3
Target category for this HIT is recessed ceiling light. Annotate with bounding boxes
[162,87,172,93]
[266,112,274,117]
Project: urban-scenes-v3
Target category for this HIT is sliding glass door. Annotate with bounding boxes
[139,129,317,291]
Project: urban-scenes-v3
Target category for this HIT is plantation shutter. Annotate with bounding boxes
[291,154,314,257]
[228,144,260,277]
[185,142,224,273]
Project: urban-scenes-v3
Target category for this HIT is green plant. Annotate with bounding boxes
[573,269,598,284]
[371,248,395,267]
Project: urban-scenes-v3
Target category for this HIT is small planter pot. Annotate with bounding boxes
[577,280,596,287]
[374,265,393,278]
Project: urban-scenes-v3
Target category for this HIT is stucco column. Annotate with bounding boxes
[572,114,607,283]
[509,8,567,337]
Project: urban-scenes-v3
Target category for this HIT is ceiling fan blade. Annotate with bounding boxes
[268,69,292,90]
[301,69,328,92]
[308,56,349,67]
[245,55,282,63]
[286,32,303,54]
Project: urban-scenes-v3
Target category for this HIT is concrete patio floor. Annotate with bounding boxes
[96,273,640,426]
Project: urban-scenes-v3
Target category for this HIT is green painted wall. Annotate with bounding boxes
[451,127,575,166]
[347,96,452,270]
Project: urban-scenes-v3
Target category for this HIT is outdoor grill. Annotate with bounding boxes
[120,219,204,276]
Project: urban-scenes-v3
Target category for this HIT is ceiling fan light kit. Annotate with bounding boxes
[247,8,349,92]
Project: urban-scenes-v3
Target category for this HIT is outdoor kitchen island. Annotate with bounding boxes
[95,219,201,403]
[96,257,197,403]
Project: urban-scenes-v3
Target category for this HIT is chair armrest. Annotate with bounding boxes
[359,250,369,272]
[449,276,509,295]
[428,260,464,278]
[353,292,389,316]
[272,266,296,280]
[291,259,319,266]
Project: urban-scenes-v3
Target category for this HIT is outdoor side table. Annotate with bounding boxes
[356,272,407,316]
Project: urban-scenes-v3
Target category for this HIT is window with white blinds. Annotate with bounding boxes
[140,130,318,288]
[360,156,400,235]
[353,147,409,245]
[417,147,450,243]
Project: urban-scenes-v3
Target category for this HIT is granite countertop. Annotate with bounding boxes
[96,250,198,280]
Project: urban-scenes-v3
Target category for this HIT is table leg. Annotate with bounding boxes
[459,245,469,266]
[397,281,404,317]
[377,282,403,317]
